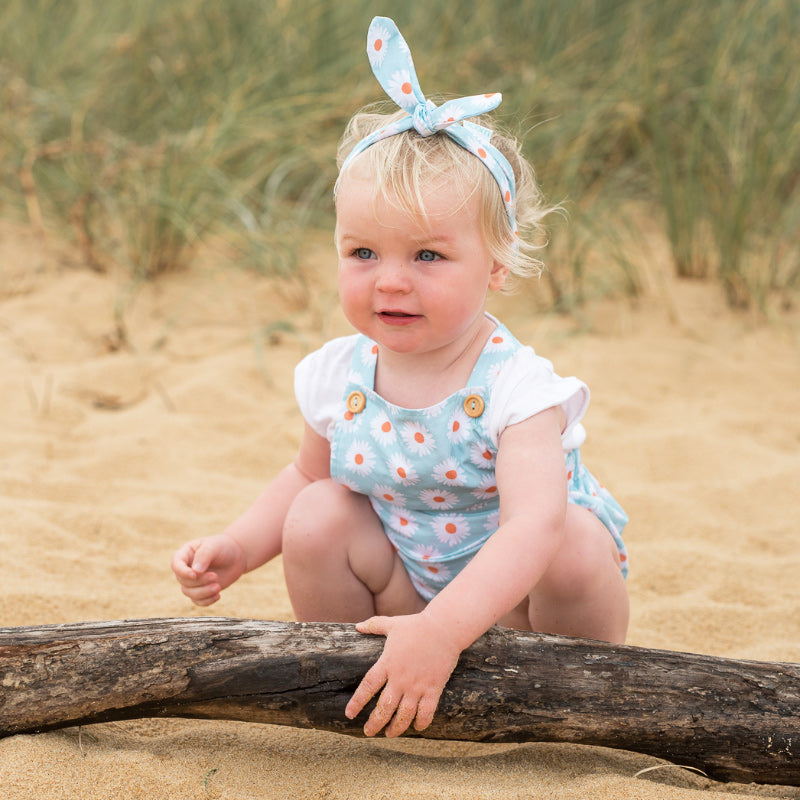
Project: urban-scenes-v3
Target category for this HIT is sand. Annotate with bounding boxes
[1,220,799,799]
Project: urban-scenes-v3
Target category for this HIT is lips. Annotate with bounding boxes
[377,310,421,325]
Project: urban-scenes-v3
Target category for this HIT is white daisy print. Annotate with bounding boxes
[335,477,360,493]
[372,484,405,506]
[388,506,419,538]
[433,514,470,547]
[370,411,396,444]
[367,22,391,67]
[486,361,504,387]
[469,443,496,470]
[446,407,471,444]
[420,488,458,511]
[410,573,431,598]
[345,440,375,475]
[425,563,451,584]
[421,401,445,418]
[341,404,357,425]
[433,457,464,486]
[485,332,512,353]
[401,421,436,456]
[397,35,411,57]
[359,341,378,367]
[386,69,416,110]
[414,546,451,583]
[387,453,419,485]
[483,509,500,533]
[438,100,467,126]
[413,543,440,562]
[471,475,499,502]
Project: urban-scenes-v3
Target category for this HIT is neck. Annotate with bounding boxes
[373,315,495,408]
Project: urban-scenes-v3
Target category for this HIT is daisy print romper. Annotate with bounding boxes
[321,321,629,601]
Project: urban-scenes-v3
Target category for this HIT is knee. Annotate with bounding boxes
[282,478,373,565]
[284,479,341,550]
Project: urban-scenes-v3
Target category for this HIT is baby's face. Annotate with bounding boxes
[335,170,508,361]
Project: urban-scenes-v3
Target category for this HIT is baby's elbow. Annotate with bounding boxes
[505,502,567,558]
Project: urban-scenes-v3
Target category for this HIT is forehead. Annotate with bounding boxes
[336,166,480,232]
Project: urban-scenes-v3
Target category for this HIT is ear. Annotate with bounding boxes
[488,259,510,292]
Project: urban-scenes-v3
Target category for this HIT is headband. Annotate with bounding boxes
[341,17,518,241]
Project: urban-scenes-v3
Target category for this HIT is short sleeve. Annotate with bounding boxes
[294,336,357,441]
[486,347,590,450]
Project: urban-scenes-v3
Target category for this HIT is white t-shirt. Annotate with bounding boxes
[295,331,590,452]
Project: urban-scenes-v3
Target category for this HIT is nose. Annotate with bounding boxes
[374,260,411,293]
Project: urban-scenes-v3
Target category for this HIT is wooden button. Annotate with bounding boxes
[346,391,367,414]
[463,394,485,418]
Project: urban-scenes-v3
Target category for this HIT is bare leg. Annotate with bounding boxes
[282,479,426,623]
[499,505,629,643]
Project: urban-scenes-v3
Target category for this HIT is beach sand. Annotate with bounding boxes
[1,221,799,798]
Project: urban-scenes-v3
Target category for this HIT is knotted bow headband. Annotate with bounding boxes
[341,17,518,241]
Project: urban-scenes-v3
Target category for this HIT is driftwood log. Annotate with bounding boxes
[0,618,798,786]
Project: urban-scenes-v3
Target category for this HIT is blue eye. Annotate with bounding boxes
[353,247,375,260]
[418,250,440,262]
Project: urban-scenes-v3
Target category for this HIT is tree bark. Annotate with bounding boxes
[1,617,797,786]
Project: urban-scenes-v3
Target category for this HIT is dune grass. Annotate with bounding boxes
[1,0,798,312]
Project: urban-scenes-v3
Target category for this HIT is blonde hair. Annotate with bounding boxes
[335,104,555,285]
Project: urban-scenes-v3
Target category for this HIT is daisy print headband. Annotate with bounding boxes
[342,16,518,241]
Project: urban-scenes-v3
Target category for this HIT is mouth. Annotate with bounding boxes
[377,310,421,325]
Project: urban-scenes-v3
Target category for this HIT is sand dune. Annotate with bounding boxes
[1,222,798,798]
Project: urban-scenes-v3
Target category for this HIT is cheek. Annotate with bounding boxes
[337,267,368,317]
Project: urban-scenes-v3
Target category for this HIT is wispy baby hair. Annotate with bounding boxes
[336,105,555,286]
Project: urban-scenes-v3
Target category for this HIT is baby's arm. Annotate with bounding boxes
[346,406,568,736]
[424,405,569,637]
[171,422,331,605]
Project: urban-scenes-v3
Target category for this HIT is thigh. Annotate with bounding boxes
[530,504,629,642]
[499,505,628,642]
[283,479,425,617]
[538,504,624,593]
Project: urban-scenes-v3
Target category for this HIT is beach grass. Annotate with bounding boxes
[1,0,798,311]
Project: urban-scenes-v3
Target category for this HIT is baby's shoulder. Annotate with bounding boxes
[491,343,558,385]
[294,335,362,439]
[296,334,359,379]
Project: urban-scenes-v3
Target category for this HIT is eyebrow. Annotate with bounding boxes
[337,233,366,244]
[337,229,456,248]
[416,234,454,246]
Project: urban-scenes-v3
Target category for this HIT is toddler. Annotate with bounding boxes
[172,16,629,739]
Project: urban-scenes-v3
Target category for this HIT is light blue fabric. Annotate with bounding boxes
[328,323,628,600]
[564,448,629,578]
[341,16,518,241]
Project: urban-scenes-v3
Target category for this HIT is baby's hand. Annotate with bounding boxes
[345,612,462,737]
[171,534,246,606]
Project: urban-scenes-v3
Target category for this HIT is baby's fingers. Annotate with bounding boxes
[180,577,221,606]
[345,662,387,727]
[383,687,442,737]
[354,615,391,636]
[363,683,401,737]
[171,543,200,579]
[413,689,441,732]
[383,697,420,738]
